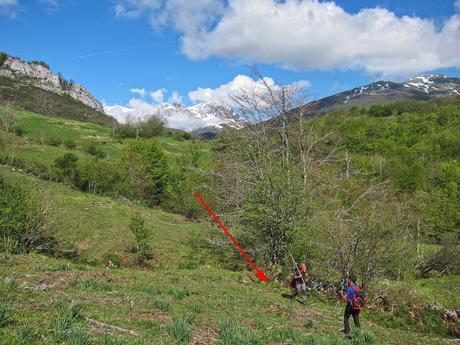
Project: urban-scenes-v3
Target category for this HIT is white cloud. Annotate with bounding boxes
[0,0,18,18]
[40,0,59,10]
[456,0,460,11]
[114,0,161,18]
[115,0,460,77]
[130,88,147,97]
[149,88,166,103]
[168,91,183,104]
[104,74,308,130]
[188,74,310,105]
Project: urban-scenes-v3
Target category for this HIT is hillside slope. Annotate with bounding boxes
[0,166,456,345]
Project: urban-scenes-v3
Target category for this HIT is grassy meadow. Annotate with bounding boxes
[0,108,458,344]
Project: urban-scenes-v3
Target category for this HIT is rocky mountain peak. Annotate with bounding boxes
[0,55,104,113]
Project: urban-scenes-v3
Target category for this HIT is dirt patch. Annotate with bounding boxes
[190,326,219,345]
[136,310,171,324]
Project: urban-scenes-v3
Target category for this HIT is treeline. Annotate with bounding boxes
[113,115,192,141]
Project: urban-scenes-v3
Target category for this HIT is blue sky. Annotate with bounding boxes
[1,0,460,114]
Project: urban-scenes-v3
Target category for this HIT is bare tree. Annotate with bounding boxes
[0,103,18,132]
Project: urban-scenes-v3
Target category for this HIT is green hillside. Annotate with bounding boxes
[0,167,457,345]
[0,76,113,126]
[0,99,459,344]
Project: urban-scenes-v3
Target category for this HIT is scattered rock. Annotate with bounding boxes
[444,309,460,323]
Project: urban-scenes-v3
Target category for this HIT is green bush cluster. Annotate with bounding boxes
[0,174,54,254]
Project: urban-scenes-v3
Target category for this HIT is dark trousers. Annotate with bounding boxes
[344,304,360,334]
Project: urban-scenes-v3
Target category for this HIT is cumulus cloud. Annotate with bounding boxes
[188,74,310,106]
[168,91,183,104]
[104,74,308,129]
[130,88,147,97]
[114,0,460,77]
[0,0,18,18]
[150,88,166,103]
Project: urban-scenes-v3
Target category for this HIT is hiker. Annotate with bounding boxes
[339,274,365,335]
[290,262,308,303]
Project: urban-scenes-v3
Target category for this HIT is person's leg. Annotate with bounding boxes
[301,282,307,302]
[291,282,300,299]
[352,310,361,330]
[343,304,352,334]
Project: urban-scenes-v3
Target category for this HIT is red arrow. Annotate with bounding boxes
[194,191,269,284]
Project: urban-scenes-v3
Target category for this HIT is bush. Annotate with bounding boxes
[150,296,171,311]
[368,104,392,117]
[119,139,169,205]
[80,278,112,291]
[64,139,77,149]
[53,153,79,183]
[29,60,49,69]
[44,136,62,147]
[84,143,105,159]
[219,319,260,345]
[0,52,7,67]
[0,175,53,254]
[0,301,13,327]
[129,213,151,264]
[167,317,193,343]
[14,127,23,137]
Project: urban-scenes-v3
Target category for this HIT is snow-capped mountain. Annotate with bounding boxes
[307,74,460,115]
[104,101,244,134]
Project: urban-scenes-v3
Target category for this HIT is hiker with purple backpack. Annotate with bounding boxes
[339,274,365,335]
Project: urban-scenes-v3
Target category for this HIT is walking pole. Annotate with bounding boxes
[289,253,307,286]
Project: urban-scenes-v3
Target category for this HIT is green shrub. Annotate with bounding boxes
[167,317,193,343]
[169,288,190,300]
[84,142,105,158]
[270,327,300,342]
[14,127,23,137]
[80,278,112,291]
[150,296,171,311]
[0,175,53,254]
[15,324,38,344]
[67,329,92,345]
[44,136,62,146]
[53,153,79,183]
[0,52,7,66]
[350,329,376,345]
[218,319,260,345]
[129,213,151,264]
[191,303,202,314]
[64,139,77,149]
[0,301,13,327]
[51,303,82,342]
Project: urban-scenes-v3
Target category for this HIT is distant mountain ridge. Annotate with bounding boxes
[307,74,460,115]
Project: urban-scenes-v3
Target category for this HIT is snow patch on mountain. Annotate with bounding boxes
[104,101,243,132]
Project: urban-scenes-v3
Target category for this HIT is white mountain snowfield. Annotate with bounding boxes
[104,101,243,132]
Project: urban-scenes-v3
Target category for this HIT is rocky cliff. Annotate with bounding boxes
[0,56,104,112]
